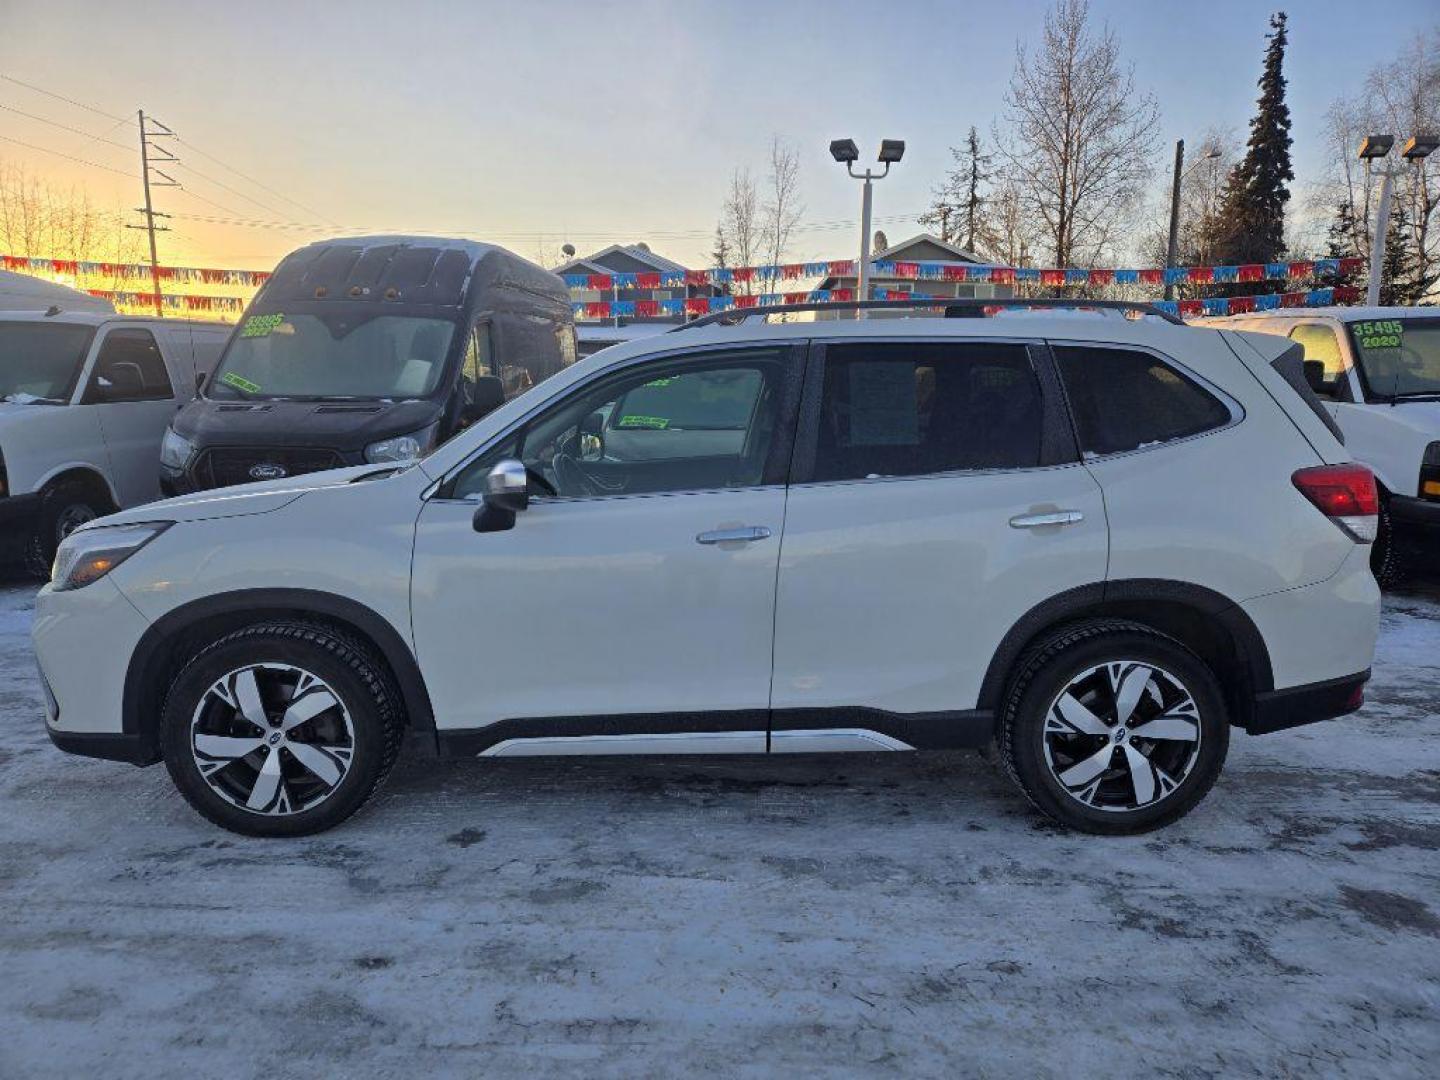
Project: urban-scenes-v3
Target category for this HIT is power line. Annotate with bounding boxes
[0,132,138,178]
[0,100,135,152]
[0,73,135,127]
[175,135,339,227]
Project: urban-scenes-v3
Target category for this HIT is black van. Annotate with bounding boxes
[161,236,576,494]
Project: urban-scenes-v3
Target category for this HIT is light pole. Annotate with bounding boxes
[1163,139,1222,301]
[1361,134,1439,306]
[831,138,905,305]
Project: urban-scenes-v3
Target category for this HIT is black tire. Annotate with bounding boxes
[999,618,1229,835]
[24,482,110,580]
[1370,494,1404,589]
[160,621,406,837]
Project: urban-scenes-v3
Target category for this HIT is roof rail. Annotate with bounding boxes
[672,297,1184,330]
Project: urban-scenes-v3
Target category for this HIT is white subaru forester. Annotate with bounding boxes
[33,300,1381,837]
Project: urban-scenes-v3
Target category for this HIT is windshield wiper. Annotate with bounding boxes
[1389,390,1440,402]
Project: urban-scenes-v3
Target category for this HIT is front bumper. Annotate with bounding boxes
[33,576,159,766]
[1389,494,1440,538]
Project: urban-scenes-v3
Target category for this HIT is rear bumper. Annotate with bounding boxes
[1247,669,1370,735]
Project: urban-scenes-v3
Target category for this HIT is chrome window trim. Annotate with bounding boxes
[1045,337,1245,464]
[426,338,799,504]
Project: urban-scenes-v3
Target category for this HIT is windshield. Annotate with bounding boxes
[208,312,457,400]
[0,322,95,403]
[1348,318,1440,399]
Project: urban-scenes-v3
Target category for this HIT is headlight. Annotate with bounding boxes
[160,427,196,471]
[364,423,438,464]
[51,522,170,592]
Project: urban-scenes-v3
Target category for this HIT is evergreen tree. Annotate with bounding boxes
[1380,205,1422,307]
[1321,200,1363,293]
[920,128,991,250]
[1211,12,1294,272]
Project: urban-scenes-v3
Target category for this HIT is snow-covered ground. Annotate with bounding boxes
[1,569,1437,1078]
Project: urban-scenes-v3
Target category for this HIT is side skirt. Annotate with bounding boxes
[435,708,995,759]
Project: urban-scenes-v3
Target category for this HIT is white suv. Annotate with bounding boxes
[33,301,1381,837]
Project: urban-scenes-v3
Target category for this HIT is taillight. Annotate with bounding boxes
[1292,463,1378,543]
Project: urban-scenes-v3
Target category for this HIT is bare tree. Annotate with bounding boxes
[1135,129,1237,267]
[0,162,145,288]
[715,166,760,292]
[993,0,1159,267]
[1314,31,1439,300]
[974,177,1038,267]
[761,136,803,270]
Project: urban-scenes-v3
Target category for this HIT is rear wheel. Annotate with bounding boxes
[25,482,109,580]
[160,622,406,837]
[999,619,1229,834]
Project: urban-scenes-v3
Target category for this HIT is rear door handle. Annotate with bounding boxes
[696,526,772,545]
[1009,510,1084,529]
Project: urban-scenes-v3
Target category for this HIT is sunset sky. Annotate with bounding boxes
[1,0,1435,274]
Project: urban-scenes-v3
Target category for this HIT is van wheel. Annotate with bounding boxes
[999,619,1229,835]
[24,482,109,580]
[159,622,406,837]
[1370,495,1404,588]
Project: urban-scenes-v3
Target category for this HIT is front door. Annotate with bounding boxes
[411,344,802,754]
[84,327,178,507]
[770,339,1108,749]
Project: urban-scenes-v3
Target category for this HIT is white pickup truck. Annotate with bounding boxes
[0,309,229,576]
[1219,306,1440,582]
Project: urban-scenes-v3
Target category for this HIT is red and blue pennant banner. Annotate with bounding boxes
[874,285,1363,317]
[1,253,271,288]
[84,289,249,314]
[564,256,1367,292]
[575,289,856,319]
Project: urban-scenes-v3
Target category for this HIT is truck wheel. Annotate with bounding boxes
[24,482,109,581]
[160,621,406,837]
[1370,495,1404,588]
[999,619,1229,835]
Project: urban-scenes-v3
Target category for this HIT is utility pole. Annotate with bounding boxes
[1164,139,1184,302]
[127,110,177,316]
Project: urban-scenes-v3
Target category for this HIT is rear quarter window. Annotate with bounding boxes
[1053,345,1232,457]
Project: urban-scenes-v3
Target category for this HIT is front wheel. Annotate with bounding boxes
[160,622,406,837]
[25,482,108,580]
[999,619,1229,834]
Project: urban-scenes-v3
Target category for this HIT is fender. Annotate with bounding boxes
[976,578,1275,713]
[122,588,437,754]
[33,462,121,507]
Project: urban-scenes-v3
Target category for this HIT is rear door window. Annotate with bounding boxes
[1053,345,1231,457]
[812,342,1043,481]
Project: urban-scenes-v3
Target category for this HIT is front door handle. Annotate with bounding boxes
[1009,510,1084,529]
[696,526,772,545]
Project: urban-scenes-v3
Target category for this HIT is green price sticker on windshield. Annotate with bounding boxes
[617,415,670,430]
[220,371,262,394]
[1353,320,1404,350]
[240,313,285,338]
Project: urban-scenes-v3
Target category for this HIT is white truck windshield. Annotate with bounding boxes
[209,312,457,400]
[1348,318,1440,399]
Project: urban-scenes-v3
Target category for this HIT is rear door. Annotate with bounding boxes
[769,337,1108,748]
[84,325,180,506]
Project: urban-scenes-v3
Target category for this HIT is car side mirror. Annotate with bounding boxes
[1302,360,1332,396]
[473,459,529,533]
[465,375,505,424]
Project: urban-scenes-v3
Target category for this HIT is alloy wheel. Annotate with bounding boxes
[190,663,355,816]
[1041,660,1203,813]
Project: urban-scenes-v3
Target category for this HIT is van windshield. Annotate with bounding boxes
[1348,317,1440,399]
[208,312,457,401]
[0,322,95,403]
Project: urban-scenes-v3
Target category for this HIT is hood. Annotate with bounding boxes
[92,463,408,527]
[1375,399,1440,436]
[173,396,443,452]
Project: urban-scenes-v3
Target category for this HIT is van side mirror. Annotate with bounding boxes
[465,375,505,423]
[473,459,528,533]
[1302,360,1333,397]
